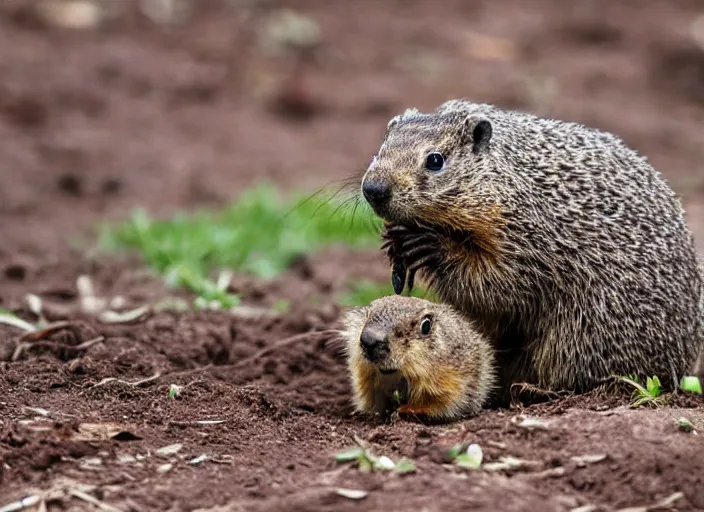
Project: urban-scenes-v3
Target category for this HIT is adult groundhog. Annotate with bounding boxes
[360,99,703,400]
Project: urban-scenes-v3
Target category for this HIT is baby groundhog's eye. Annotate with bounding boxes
[420,316,432,336]
[425,152,445,172]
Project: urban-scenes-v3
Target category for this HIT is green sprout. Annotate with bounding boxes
[680,376,702,395]
[334,446,416,474]
[0,308,37,333]
[168,384,183,400]
[168,268,239,310]
[677,417,696,434]
[619,375,663,407]
[448,443,483,470]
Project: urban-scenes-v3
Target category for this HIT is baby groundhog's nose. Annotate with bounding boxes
[362,178,391,208]
[360,327,387,361]
[360,330,381,350]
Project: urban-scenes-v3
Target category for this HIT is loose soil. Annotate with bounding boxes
[2,1,704,511]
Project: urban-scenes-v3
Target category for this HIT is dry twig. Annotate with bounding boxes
[231,329,337,369]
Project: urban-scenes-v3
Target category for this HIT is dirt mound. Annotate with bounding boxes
[2,258,704,511]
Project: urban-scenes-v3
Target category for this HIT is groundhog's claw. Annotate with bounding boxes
[382,224,441,294]
[406,268,417,292]
[391,260,406,295]
[383,225,409,294]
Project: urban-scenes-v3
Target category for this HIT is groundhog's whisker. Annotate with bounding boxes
[307,183,360,220]
[349,196,362,230]
[329,196,359,219]
[281,173,361,221]
[322,334,350,355]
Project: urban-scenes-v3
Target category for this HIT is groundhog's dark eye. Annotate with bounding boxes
[420,317,432,336]
[425,152,445,172]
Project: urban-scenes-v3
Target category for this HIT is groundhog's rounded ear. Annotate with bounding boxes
[462,116,492,154]
[387,108,419,132]
[383,115,402,143]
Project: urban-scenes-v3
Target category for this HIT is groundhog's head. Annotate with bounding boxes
[343,295,457,377]
[360,105,506,243]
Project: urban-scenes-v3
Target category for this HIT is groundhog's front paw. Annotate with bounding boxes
[396,405,436,421]
[381,225,441,294]
[396,404,423,415]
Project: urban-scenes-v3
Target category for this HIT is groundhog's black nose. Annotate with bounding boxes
[360,327,387,362]
[362,178,391,207]
[360,330,382,350]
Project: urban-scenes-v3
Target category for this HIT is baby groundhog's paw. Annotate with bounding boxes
[381,224,441,294]
[396,404,428,417]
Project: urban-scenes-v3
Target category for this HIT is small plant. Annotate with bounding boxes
[0,308,38,332]
[619,375,663,407]
[168,384,182,400]
[172,268,240,310]
[448,443,483,470]
[100,183,381,305]
[677,417,696,434]
[680,375,703,394]
[334,446,416,474]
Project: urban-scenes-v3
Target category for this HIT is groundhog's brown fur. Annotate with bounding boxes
[361,100,704,401]
[343,295,495,420]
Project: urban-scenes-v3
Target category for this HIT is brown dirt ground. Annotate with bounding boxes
[2,1,704,510]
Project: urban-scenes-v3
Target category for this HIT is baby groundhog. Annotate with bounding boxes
[343,295,496,421]
[361,99,704,400]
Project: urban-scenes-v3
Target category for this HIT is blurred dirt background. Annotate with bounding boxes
[1,1,704,511]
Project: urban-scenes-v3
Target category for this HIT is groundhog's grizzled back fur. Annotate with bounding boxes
[362,99,704,397]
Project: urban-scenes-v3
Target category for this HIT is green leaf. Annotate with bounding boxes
[358,456,374,473]
[0,309,37,332]
[680,376,703,395]
[168,384,182,400]
[646,376,661,397]
[394,459,417,474]
[447,443,466,460]
[677,417,695,433]
[619,375,662,407]
[334,447,365,462]
[455,444,483,469]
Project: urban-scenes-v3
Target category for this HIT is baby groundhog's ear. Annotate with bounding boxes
[386,108,420,132]
[386,116,401,132]
[461,115,492,154]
